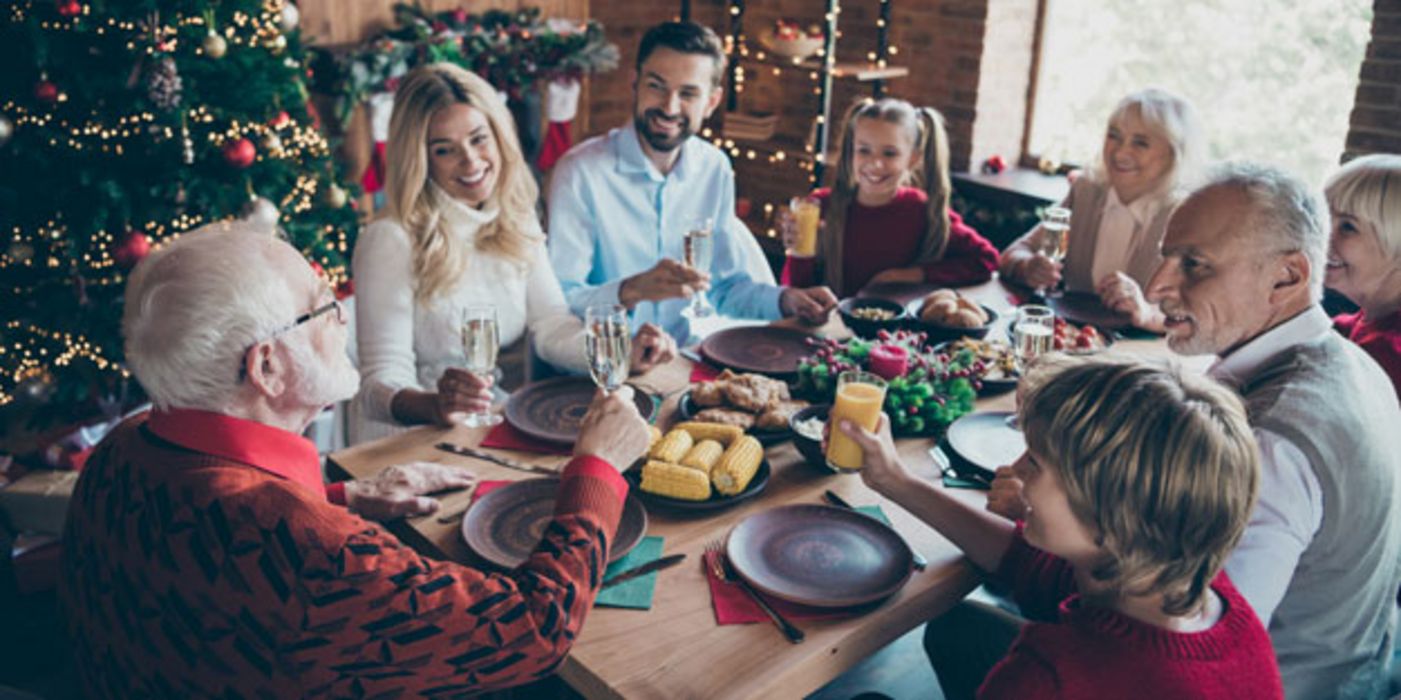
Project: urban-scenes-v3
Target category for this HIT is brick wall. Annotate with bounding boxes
[1346,0,1401,157]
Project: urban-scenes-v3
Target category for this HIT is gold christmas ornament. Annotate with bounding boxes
[202,32,227,59]
[279,3,300,33]
[260,133,283,152]
[322,183,348,209]
[266,34,287,55]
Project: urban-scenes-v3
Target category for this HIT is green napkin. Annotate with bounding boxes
[596,536,665,610]
[855,504,889,524]
[941,473,988,490]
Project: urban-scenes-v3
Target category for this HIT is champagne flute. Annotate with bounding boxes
[682,217,716,319]
[585,304,632,393]
[1038,206,1071,298]
[459,305,502,427]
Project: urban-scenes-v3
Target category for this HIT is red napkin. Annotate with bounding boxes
[704,550,862,624]
[690,362,722,383]
[480,422,572,456]
[470,479,512,505]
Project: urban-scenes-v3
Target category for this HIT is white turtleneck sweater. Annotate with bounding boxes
[349,188,588,444]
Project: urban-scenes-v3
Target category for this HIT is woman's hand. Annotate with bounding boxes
[867,267,925,286]
[1018,254,1062,290]
[435,367,494,425]
[1095,272,1163,331]
[986,465,1028,521]
[629,323,676,374]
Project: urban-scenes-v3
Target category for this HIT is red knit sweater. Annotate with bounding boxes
[60,409,628,698]
[781,187,999,297]
[1335,309,1401,402]
[979,531,1283,699]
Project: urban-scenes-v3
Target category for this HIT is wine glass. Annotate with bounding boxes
[459,305,502,427]
[1038,206,1071,298]
[1012,305,1056,372]
[681,217,716,319]
[585,304,632,393]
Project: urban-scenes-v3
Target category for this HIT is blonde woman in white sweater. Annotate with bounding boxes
[351,63,674,443]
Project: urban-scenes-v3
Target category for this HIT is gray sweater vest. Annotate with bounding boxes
[1239,333,1401,700]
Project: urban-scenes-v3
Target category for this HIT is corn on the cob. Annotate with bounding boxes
[649,429,694,463]
[647,425,663,450]
[673,421,744,446]
[640,460,711,501]
[680,439,724,475]
[711,436,763,496]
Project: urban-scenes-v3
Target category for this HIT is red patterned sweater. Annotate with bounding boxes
[1335,309,1401,403]
[60,409,628,698]
[979,530,1283,699]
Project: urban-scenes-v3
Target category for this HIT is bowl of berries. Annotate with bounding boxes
[759,19,824,60]
[794,329,979,438]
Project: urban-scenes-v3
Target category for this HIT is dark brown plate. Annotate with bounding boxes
[726,504,913,607]
[675,391,793,446]
[945,411,1027,472]
[625,459,770,512]
[505,376,656,445]
[462,477,647,569]
[699,326,818,378]
[904,299,1000,343]
[1048,292,1134,331]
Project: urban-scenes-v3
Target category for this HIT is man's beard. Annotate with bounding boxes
[635,108,693,153]
[285,335,360,409]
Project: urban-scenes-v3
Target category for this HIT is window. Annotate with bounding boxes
[1026,0,1373,187]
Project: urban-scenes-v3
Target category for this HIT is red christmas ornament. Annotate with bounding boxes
[34,80,59,103]
[222,137,256,168]
[308,260,325,279]
[112,231,151,270]
[269,110,291,128]
[56,0,82,17]
[451,9,469,25]
[335,278,355,300]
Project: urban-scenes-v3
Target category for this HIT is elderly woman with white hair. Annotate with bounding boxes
[1000,87,1205,331]
[1324,153,1401,402]
[351,62,675,444]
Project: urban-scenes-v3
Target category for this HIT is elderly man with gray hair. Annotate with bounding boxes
[1143,162,1401,699]
[59,222,651,698]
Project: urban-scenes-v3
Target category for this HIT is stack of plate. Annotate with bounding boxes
[722,112,778,141]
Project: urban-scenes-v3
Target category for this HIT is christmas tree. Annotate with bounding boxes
[0,0,358,425]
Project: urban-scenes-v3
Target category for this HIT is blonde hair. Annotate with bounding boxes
[1090,87,1206,200]
[822,98,952,295]
[383,63,537,303]
[1324,153,1401,261]
[1017,355,1259,616]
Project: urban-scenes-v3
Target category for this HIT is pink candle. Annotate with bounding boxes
[868,343,909,381]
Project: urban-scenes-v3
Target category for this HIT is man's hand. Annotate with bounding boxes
[867,267,924,286]
[435,367,494,425]
[986,465,1028,521]
[618,259,709,309]
[1017,254,1062,290]
[573,385,651,471]
[780,286,838,324]
[629,323,676,375]
[344,461,477,521]
[1095,271,1163,330]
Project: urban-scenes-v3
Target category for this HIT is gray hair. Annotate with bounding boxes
[1092,87,1207,198]
[1201,161,1329,302]
[1324,153,1401,261]
[122,221,298,411]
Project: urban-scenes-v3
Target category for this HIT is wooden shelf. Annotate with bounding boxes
[737,51,908,83]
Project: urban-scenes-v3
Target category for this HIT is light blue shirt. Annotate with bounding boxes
[546,123,783,342]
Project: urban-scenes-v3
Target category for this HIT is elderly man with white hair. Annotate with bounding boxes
[59,222,651,698]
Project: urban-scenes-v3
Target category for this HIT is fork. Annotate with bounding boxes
[705,540,805,644]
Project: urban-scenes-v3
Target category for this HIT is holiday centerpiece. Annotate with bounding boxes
[794,329,980,438]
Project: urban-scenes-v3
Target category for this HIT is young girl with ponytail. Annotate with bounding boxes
[781,98,999,297]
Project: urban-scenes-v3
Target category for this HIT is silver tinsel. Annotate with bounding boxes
[147,57,182,111]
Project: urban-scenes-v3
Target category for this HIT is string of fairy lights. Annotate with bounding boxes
[706,0,900,239]
[2,0,352,407]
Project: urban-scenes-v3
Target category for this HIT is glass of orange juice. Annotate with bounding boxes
[789,196,820,258]
[825,371,888,472]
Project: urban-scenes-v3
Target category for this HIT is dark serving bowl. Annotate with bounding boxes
[838,297,908,339]
[904,299,1000,345]
[788,403,832,469]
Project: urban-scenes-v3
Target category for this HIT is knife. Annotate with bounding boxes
[601,553,686,589]
[434,442,561,476]
[823,490,928,571]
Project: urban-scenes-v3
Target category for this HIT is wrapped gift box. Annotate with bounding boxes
[0,470,79,536]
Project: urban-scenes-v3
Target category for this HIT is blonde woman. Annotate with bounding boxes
[351,63,673,443]
[1001,88,1205,331]
[1324,154,1401,402]
[837,356,1280,699]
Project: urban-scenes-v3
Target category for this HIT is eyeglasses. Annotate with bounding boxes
[237,299,347,380]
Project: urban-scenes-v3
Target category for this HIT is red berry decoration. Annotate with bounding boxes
[34,80,59,103]
[222,137,256,168]
[112,231,151,270]
[308,260,325,278]
[56,0,82,17]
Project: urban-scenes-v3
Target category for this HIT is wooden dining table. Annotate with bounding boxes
[326,278,1193,700]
